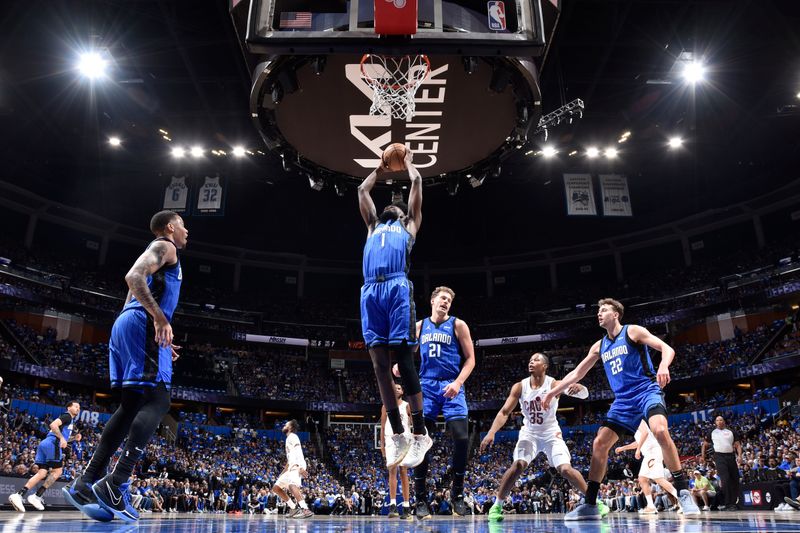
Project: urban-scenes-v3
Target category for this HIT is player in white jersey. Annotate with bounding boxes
[272,420,313,519]
[380,383,413,520]
[615,419,680,514]
[480,353,604,521]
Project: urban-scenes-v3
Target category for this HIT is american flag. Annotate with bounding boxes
[279,12,313,29]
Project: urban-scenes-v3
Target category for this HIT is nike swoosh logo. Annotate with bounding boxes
[107,482,122,506]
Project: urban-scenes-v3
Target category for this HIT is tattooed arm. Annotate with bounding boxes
[124,240,177,347]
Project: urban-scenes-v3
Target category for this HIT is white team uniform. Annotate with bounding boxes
[635,421,666,480]
[513,375,572,468]
[276,432,307,490]
[384,400,411,460]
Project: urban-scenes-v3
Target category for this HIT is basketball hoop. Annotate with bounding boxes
[360,54,431,121]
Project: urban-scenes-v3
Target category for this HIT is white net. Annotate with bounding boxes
[360,54,430,121]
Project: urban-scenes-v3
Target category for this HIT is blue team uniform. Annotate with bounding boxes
[419,316,468,421]
[360,220,416,347]
[599,325,666,434]
[35,412,74,468]
[109,237,182,388]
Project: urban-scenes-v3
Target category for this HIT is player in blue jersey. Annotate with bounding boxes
[543,298,700,519]
[358,149,432,470]
[409,286,475,519]
[8,401,80,512]
[64,210,188,522]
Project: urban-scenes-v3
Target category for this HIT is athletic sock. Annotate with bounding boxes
[645,495,654,508]
[287,500,297,509]
[585,480,600,505]
[411,411,426,435]
[17,488,29,497]
[402,501,409,508]
[390,498,397,505]
[493,496,501,506]
[35,486,46,497]
[671,470,687,492]
[387,408,404,435]
[298,500,309,510]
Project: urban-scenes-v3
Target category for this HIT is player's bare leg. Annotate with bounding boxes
[557,463,588,494]
[648,414,699,515]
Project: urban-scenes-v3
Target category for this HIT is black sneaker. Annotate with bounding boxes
[415,500,431,520]
[92,476,139,522]
[399,505,412,520]
[785,497,800,510]
[387,503,399,518]
[453,496,470,516]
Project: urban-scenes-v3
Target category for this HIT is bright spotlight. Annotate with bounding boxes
[77,52,107,80]
[190,146,203,158]
[605,148,618,159]
[668,137,683,149]
[796,91,800,100]
[171,147,185,158]
[232,146,246,157]
[108,137,121,147]
[586,147,600,158]
[542,146,558,158]
[682,62,706,84]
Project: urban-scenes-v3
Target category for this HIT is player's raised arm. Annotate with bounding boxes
[543,341,601,408]
[357,163,384,232]
[627,325,675,388]
[404,151,422,237]
[480,382,522,452]
[125,240,177,347]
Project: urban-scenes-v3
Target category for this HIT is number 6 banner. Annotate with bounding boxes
[162,175,190,214]
[196,174,226,216]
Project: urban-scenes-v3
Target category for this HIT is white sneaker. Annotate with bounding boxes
[702,505,710,511]
[400,431,433,468]
[640,506,658,515]
[27,494,45,511]
[775,503,786,512]
[386,433,412,467]
[678,490,701,517]
[8,493,25,512]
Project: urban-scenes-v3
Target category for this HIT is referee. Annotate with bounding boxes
[700,415,743,510]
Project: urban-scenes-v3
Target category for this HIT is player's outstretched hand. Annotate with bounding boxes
[171,344,182,362]
[614,446,624,455]
[154,317,173,348]
[656,364,671,388]
[479,433,495,453]
[542,391,555,410]
[442,381,461,399]
[403,148,414,169]
[635,450,641,460]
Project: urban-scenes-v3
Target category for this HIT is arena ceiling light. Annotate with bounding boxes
[77,52,108,80]
[586,147,600,158]
[171,147,185,158]
[668,137,684,149]
[542,146,558,158]
[605,148,618,159]
[682,62,706,84]
[190,146,204,158]
[232,146,246,157]
[108,136,121,147]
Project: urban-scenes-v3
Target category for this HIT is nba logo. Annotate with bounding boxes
[487,1,506,31]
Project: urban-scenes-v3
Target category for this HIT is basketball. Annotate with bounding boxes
[382,143,408,172]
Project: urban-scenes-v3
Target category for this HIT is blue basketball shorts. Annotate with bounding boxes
[360,277,417,347]
[34,437,62,469]
[604,386,666,436]
[109,308,173,389]
[421,378,468,422]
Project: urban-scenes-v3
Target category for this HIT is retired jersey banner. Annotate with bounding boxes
[195,174,226,216]
[162,175,190,213]
[599,174,633,216]
[563,174,597,216]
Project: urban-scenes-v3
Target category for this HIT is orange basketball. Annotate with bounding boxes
[382,143,408,172]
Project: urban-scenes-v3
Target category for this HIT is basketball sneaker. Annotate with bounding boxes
[386,433,412,467]
[387,503,399,517]
[564,503,601,520]
[399,505,411,520]
[8,493,25,513]
[785,497,800,510]
[488,502,504,522]
[401,431,433,468]
[92,478,139,522]
[597,500,610,518]
[640,506,658,515]
[452,496,469,516]
[26,494,45,511]
[63,478,115,522]
[415,500,431,520]
[295,508,313,519]
[677,490,701,516]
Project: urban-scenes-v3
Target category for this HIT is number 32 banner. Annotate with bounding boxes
[195,174,226,216]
